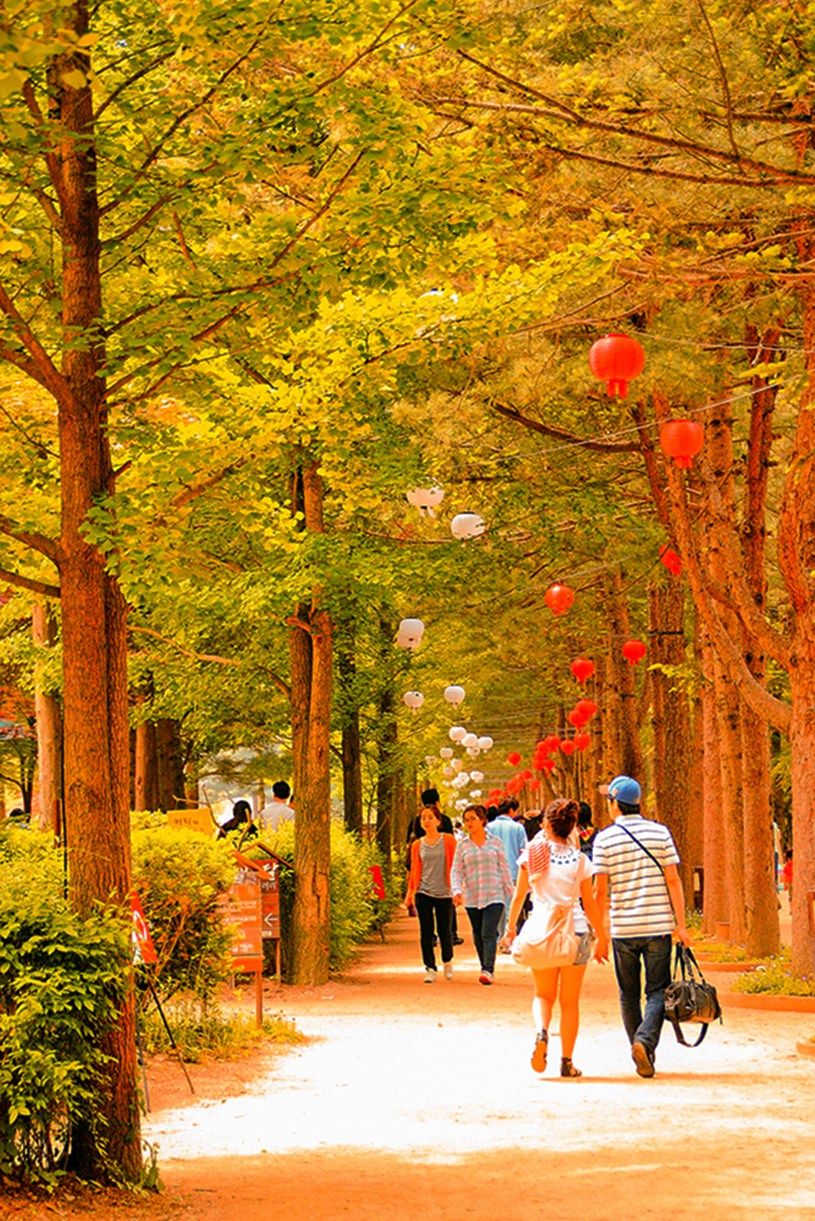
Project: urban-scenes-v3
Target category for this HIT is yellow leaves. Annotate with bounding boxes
[59,68,87,90]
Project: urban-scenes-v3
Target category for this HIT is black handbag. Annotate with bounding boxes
[664,943,723,1047]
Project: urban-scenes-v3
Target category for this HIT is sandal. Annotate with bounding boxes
[560,1057,582,1078]
[531,1029,548,1073]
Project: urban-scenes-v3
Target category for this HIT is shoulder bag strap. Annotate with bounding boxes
[615,821,665,874]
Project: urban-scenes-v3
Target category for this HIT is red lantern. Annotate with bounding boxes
[570,657,595,684]
[507,750,522,767]
[542,734,561,754]
[529,778,541,792]
[574,732,591,751]
[540,757,556,774]
[622,639,647,665]
[567,707,589,728]
[561,739,576,756]
[659,545,682,576]
[545,583,575,616]
[576,699,598,720]
[521,769,533,781]
[660,419,704,469]
[588,332,646,399]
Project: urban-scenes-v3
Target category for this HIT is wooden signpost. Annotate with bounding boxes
[219,875,264,1025]
[167,807,214,836]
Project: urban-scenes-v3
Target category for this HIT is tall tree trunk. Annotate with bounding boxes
[375,684,397,863]
[605,571,644,781]
[649,580,692,893]
[337,635,363,836]
[51,20,139,1179]
[134,721,158,811]
[700,633,727,934]
[155,717,184,810]
[289,463,333,985]
[32,601,61,832]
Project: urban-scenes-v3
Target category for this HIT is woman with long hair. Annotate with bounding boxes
[500,797,608,1076]
[451,805,513,985]
[405,806,457,982]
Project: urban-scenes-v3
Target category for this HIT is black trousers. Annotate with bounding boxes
[415,893,454,970]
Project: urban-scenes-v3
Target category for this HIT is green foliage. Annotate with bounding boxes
[140,1000,303,1062]
[0,858,128,1185]
[131,828,234,1004]
[733,962,815,997]
[256,821,396,970]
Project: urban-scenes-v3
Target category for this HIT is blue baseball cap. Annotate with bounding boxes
[607,775,641,804]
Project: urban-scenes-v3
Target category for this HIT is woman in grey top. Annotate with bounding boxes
[405,807,457,982]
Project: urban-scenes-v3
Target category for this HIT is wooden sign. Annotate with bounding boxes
[219,876,264,1025]
[167,807,214,836]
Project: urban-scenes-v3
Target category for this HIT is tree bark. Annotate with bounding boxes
[289,463,333,985]
[32,601,61,832]
[48,18,139,1180]
[700,632,727,933]
[649,580,692,893]
[605,570,644,780]
[375,683,397,863]
[134,721,158,811]
[337,635,363,836]
[155,717,184,810]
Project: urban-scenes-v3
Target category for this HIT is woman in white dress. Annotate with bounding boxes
[500,798,608,1077]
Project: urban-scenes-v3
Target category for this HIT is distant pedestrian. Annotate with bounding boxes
[488,801,527,941]
[406,788,454,840]
[577,802,597,859]
[592,775,690,1079]
[216,799,257,841]
[501,798,607,1077]
[258,781,295,831]
[451,805,513,985]
[405,807,457,983]
[781,849,793,902]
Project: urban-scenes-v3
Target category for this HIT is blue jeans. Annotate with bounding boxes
[465,903,504,973]
[612,934,672,1055]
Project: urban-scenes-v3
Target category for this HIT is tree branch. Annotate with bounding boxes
[105,193,177,245]
[491,398,640,452]
[171,458,250,509]
[0,566,60,598]
[129,625,241,666]
[694,0,740,160]
[0,513,58,562]
[0,279,73,408]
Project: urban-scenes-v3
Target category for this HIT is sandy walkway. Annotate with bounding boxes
[144,913,815,1220]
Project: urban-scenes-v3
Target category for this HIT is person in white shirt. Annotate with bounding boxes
[258,780,295,831]
[593,774,690,1079]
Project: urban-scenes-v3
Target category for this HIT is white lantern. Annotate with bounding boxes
[477,735,494,751]
[466,746,479,757]
[469,789,482,798]
[396,617,424,649]
[406,486,444,516]
[451,512,486,541]
[449,726,467,743]
[442,765,455,779]
[403,690,424,710]
[462,732,479,749]
[455,798,469,810]
[458,772,470,785]
[440,746,454,759]
[470,770,484,782]
[424,755,436,767]
[444,684,466,707]
[451,758,463,772]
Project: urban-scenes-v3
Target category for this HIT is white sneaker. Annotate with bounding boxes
[443,963,453,980]
[424,968,436,983]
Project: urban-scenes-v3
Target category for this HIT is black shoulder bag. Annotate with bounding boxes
[664,943,723,1047]
[615,822,723,1047]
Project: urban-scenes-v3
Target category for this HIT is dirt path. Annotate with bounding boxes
[6,914,815,1219]
[148,914,815,1220]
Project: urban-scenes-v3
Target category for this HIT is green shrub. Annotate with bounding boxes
[140,1000,304,1062]
[131,828,235,1006]
[256,822,398,972]
[0,860,128,1185]
[732,961,815,996]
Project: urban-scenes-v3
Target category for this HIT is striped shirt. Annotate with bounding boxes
[592,815,680,937]
[451,836,513,909]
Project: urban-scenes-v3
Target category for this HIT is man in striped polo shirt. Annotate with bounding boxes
[593,775,691,1078]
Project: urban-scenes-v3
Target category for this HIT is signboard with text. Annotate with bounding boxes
[167,807,213,836]
[219,877,263,973]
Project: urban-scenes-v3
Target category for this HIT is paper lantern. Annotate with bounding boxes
[521,769,533,781]
[450,512,486,541]
[529,778,542,792]
[541,757,556,774]
[659,545,682,576]
[622,639,647,665]
[470,770,484,783]
[570,657,595,684]
[406,486,444,516]
[396,618,424,648]
[455,798,469,810]
[440,746,454,759]
[567,707,589,729]
[449,726,467,742]
[451,758,463,772]
[443,765,455,779]
[574,732,591,751]
[507,750,522,766]
[458,772,471,785]
[469,789,482,798]
[541,734,561,754]
[466,746,480,757]
[460,732,477,749]
[403,690,424,710]
[477,735,494,751]
[444,684,466,707]
[576,699,597,720]
[660,419,704,469]
[561,739,576,756]
[588,332,645,399]
[544,582,575,616]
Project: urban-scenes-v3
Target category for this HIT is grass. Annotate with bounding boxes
[139,999,305,1062]
[693,939,751,963]
[731,961,815,997]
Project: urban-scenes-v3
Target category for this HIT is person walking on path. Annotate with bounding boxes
[500,798,608,1077]
[452,805,513,985]
[488,801,527,943]
[405,807,457,983]
[258,780,295,831]
[592,775,691,1079]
